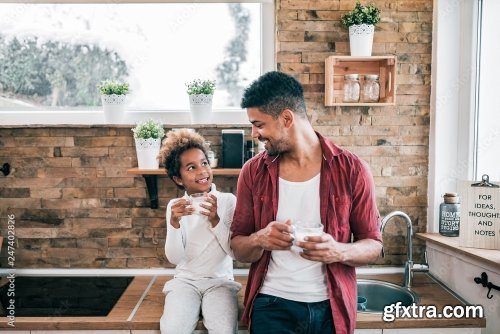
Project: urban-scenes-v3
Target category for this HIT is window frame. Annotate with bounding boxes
[0,0,275,125]
[428,0,484,231]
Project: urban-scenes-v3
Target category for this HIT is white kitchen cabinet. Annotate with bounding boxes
[423,236,498,334]
[355,329,382,334]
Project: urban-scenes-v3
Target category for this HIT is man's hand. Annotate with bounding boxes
[296,234,345,263]
[254,220,294,251]
[231,220,296,263]
[170,198,194,229]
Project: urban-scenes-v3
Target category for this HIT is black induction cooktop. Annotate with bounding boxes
[0,276,133,316]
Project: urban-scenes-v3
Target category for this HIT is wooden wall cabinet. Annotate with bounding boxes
[324,55,397,106]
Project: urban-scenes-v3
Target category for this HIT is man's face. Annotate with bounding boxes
[247,107,290,156]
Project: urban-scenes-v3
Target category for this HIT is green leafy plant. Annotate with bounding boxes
[341,1,381,27]
[97,80,129,95]
[132,119,165,139]
[186,79,216,95]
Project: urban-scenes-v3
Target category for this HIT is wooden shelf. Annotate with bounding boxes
[126,168,241,209]
[324,55,397,106]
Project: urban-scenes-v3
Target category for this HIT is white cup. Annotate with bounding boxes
[189,193,209,215]
[293,221,324,242]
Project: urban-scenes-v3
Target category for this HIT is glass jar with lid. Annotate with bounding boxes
[363,74,380,102]
[343,74,360,103]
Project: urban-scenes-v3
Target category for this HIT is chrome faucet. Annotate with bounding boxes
[380,211,427,288]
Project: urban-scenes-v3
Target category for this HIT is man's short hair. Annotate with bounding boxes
[240,71,307,118]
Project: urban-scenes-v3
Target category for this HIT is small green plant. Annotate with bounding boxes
[132,119,165,139]
[97,80,129,95]
[186,79,216,95]
[341,1,381,27]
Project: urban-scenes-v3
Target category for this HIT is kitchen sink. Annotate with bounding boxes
[357,279,419,313]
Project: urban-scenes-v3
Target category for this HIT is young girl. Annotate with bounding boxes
[158,129,240,334]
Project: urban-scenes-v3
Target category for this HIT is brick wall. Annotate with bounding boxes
[0,0,432,268]
[0,125,250,268]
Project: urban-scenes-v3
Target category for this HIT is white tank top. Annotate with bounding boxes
[260,173,329,302]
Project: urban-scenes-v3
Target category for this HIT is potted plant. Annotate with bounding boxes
[97,80,129,123]
[186,79,216,124]
[132,119,165,169]
[341,1,381,56]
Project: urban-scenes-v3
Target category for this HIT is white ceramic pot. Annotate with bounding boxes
[189,94,213,124]
[348,24,375,56]
[101,94,126,123]
[135,138,161,169]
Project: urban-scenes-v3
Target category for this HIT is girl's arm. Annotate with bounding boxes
[164,199,188,265]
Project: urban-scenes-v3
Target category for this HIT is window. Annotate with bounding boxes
[0,1,275,124]
[475,0,500,181]
[429,0,500,230]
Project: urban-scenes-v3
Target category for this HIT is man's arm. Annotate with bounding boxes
[297,235,382,266]
[231,234,265,263]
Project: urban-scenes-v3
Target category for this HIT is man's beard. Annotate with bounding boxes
[261,137,287,156]
[267,147,280,156]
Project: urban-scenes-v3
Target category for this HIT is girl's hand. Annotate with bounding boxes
[200,193,219,228]
[170,198,194,228]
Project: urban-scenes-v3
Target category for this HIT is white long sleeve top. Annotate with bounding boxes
[165,184,236,280]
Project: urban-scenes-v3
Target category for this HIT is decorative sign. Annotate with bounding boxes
[458,175,500,250]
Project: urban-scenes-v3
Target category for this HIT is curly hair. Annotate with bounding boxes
[240,71,307,119]
[158,129,209,189]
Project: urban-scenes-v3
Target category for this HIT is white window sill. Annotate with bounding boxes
[0,109,250,126]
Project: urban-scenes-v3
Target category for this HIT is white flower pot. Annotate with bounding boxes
[135,138,161,169]
[101,94,126,123]
[189,94,213,124]
[349,24,375,56]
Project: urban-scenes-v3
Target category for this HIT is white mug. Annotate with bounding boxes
[292,221,324,242]
[189,193,209,215]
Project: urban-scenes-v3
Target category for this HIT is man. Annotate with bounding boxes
[230,71,383,334]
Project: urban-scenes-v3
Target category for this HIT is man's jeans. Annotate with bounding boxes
[250,293,335,334]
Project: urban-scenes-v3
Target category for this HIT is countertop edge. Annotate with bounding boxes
[0,273,486,330]
[416,232,500,270]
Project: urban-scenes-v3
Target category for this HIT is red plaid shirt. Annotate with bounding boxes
[231,132,382,334]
